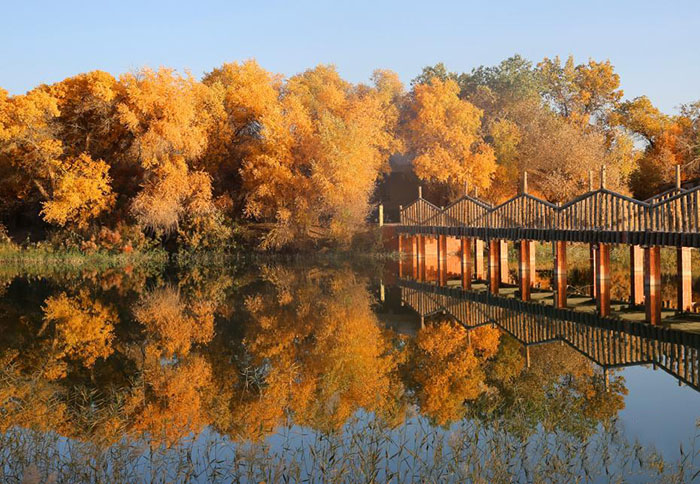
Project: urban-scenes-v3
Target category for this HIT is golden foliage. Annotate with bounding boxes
[409,322,500,426]
[41,153,114,228]
[403,78,496,194]
[133,285,214,357]
[42,291,117,371]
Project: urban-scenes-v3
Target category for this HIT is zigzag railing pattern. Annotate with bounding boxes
[399,185,700,247]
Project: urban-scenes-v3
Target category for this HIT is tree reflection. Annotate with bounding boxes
[0,262,633,462]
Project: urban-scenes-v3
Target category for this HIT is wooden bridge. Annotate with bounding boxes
[399,279,700,391]
[396,167,698,325]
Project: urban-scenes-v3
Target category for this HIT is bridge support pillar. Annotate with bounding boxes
[645,246,662,325]
[590,244,598,299]
[418,236,426,282]
[596,243,611,317]
[412,236,419,279]
[488,239,500,294]
[518,240,531,301]
[437,234,447,286]
[461,237,472,290]
[475,239,485,280]
[630,246,644,306]
[553,241,567,308]
[677,247,692,312]
[530,241,537,286]
[398,234,405,278]
[499,240,509,284]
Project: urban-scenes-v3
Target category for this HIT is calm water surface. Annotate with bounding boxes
[1,259,699,483]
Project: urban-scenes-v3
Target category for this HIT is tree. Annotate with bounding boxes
[614,96,698,198]
[42,291,117,376]
[407,322,499,426]
[116,68,225,239]
[201,60,286,208]
[402,78,496,199]
[538,55,623,124]
[41,153,114,228]
[240,65,400,248]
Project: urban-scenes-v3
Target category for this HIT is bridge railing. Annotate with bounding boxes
[398,170,700,241]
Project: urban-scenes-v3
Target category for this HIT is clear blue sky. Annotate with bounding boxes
[2,0,699,113]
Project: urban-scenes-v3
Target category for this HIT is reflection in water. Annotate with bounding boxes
[0,262,698,482]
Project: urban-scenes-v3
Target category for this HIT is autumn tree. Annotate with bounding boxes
[538,55,623,125]
[406,322,499,426]
[0,81,116,231]
[116,68,230,246]
[402,77,496,201]
[614,96,699,198]
[240,65,401,248]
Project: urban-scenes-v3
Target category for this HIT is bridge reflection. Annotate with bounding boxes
[397,278,700,392]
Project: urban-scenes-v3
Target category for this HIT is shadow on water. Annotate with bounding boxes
[1,258,699,483]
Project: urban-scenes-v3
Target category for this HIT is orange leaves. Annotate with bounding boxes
[42,291,117,372]
[133,286,214,358]
[117,68,207,169]
[41,153,114,228]
[538,55,623,121]
[403,78,496,194]
[239,64,402,248]
[409,322,500,426]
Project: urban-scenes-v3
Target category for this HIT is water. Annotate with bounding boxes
[1,258,699,483]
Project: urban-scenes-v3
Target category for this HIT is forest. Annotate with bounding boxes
[1,55,699,252]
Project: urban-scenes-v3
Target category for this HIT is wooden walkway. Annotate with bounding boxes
[394,168,697,325]
[399,279,700,391]
[399,169,700,247]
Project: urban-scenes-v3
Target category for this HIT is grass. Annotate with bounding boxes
[0,241,168,279]
[1,413,698,483]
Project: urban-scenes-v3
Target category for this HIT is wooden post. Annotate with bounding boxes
[488,239,500,294]
[398,234,404,278]
[499,240,509,284]
[412,236,419,279]
[419,235,426,282]
[677,247,692,312]
[554,241,567,308]
[437,234,447,286]
[474,239,485,280]
[676,165,682,189]
[378,204,384,227]
[630,246,644,306]
[529,241,536,286]
[523,171,528,194]
[461,237,472,290]
[590,244,598,298]
[519,240,531,301]
[596,243,611,317]
[418,186,422,198]
[645,246,662,325]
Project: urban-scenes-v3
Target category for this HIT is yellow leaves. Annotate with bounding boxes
[239,64,402,248]
[42,291,117,371]
[41,153,114,228]
[403,78,496,193]
[409,322,500,426]
[538,55,623,121]
[133,286,214,357]
[117,67,207,169]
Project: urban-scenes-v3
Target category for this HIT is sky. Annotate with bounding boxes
[1,0,699,113]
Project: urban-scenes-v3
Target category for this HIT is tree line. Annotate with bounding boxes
[1,55,698,250]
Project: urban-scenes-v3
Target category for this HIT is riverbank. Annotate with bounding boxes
[0,241,169,278]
